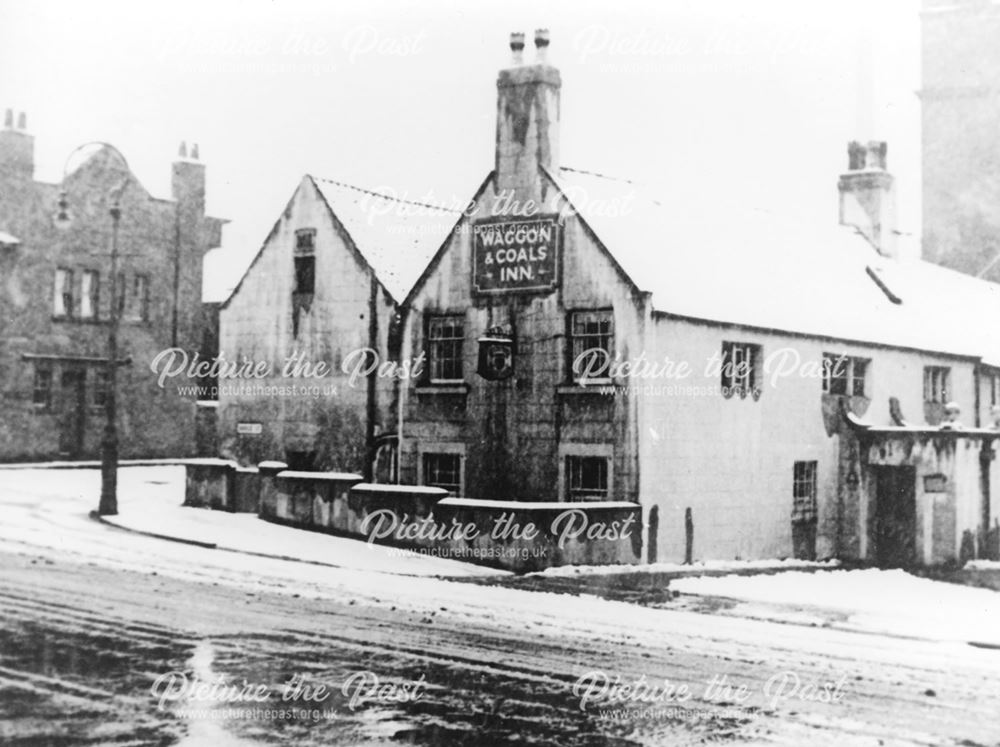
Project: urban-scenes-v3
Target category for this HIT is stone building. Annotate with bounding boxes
[922,0,1000,280]
[220,31,1000,566]
[0,117,225,460]
[216,175,457,475]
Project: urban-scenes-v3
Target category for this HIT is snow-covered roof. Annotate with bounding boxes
[312,176,461,303]
[0,230,21,246]
[549,166,1000,366]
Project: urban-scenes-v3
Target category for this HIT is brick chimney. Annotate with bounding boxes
[838,140,897,258]
[172,140,205,215]
[0,109,34,180]
[495,29,560,199]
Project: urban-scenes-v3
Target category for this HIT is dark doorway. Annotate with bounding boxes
[872,466,917,567]
[58,368,86,458]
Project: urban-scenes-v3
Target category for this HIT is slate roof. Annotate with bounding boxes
[548,166,1000,367]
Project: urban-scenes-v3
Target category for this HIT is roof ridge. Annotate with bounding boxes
[560,165,635,185]
[310,175,461,214]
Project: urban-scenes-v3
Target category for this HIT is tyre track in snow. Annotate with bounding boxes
[1,472,1000,745]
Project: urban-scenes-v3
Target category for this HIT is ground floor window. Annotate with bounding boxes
[566,455,609,501]
[422,452,462,495]
[792,460,818,560]
[91,367,110,409]
[33,364,52,407]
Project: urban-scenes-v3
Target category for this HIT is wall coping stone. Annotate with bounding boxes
[352,483,449,497]
[439,498,640,510]
[277,470,364,482]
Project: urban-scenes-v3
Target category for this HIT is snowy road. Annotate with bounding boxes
[1,467,999,745]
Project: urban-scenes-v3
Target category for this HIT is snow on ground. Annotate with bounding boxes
[0,466,502,578]
[532,557,840,577]
[672,569,1000,647]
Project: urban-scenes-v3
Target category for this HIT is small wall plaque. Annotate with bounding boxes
[923,473,947,493]
[237,422,263,435]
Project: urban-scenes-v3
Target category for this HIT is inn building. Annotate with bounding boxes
[220,32,1000,566]
[0,117,225,460]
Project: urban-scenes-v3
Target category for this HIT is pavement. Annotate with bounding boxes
[2,464,502,579]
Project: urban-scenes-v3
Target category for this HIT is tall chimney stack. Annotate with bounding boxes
[0,109,34,180]
[172,140,206,216]
[495,29,560,200]
[838,140,897,258]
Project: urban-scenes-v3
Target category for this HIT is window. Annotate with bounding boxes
[53,268,74,317]
[427,316,464,382]
[990,373,1000,407]
[293,228,316,296]
[822,354,869,397]
[566,455,610,501]
[129,274,149,321]
[569,310,614,382]
[924,366,950,404]
[80,270,99,319]
[33,364,52,407]
[422,453,462,495]
[115,271,127,317]
[792,461,818,523]
[295,228,316,253]
[293,256,315,295]
[92,367,110,408]
[721,341,761,396]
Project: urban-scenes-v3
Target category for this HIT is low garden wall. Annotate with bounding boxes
[186,462,643,572]
[183,459,238,510]
[432,498,642,572]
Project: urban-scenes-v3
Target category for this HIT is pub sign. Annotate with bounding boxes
[472,217,560,295]
[477,325,515,381]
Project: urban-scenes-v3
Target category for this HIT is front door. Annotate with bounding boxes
[58,368,86,458]
[872,466,917,567]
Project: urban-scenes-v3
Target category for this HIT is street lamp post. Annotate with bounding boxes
[55,142,131,516]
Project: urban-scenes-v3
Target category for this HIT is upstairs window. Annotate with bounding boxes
[293,228,316,295]
[129,274,150,322]
[924,366,950,404]
[295,228,316,253]
[423,453,462,495]
[294,256,315,295]
[566,455,610,501]
[569,310,614,382]
[53,268,74,318]
[990,372,1000,407]
[822,354,868,397]
[427,316,464,382]
[721,341,762,396]
[80,270,99,320]
[33,364,52,407]
[116,272,127,317]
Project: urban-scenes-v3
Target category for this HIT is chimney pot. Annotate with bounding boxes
[191,143,200,160]
[3,109,12,128]
[534,28,550,63]
[510,32,525,65]
[865,140,887,170]
[847,141,865,171]
[839,139,896,258]
[16,112,26,130]
[178,141,187,158]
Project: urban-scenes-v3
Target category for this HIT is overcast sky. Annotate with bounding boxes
[0,0,921,300]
